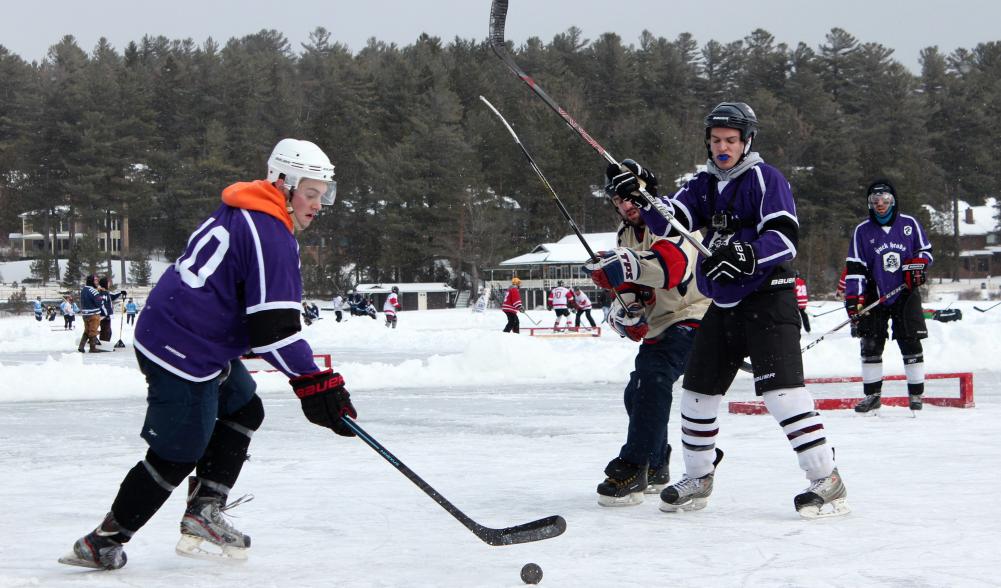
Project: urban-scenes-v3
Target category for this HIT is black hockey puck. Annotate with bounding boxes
[520,562,543,584]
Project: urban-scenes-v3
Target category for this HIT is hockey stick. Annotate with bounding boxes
[800,284,907,353]
[478,95,632,312]
[487,0,710,259]
[520,308,540,325]
[974,300,1001,313]
[809,305,844,318]
[339,416,566,546]
[114,297,127,349]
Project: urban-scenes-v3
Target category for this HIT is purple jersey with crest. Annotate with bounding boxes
[643,162,798,306]
[845,214,933,305]
[135,202,319,382]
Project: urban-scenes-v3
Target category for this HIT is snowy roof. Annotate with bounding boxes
[354,282,456,294]
[499,232,618,266]
[923,198,999,236]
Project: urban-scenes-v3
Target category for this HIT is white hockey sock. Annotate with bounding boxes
[679,389,722,479]
[861,361,882,386]
[904,360,925,386]
[763,387,834,481]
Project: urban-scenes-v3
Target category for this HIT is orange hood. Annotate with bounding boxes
[221,180,294,233]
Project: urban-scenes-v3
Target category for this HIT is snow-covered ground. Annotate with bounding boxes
[0,301,998,587]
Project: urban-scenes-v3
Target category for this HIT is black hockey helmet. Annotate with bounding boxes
[704,102,758,159]
[866,178,898,225]
[391,285,399,294]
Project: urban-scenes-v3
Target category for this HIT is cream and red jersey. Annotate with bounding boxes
[502,286,523,313]
[794,277,808,310]
[614,223,710,341]
[573,291,592,310]
[836,268,847,297]
[383,292,401,315]
[548,286,572,309]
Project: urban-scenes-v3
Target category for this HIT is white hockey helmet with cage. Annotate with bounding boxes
[267,138,337,205]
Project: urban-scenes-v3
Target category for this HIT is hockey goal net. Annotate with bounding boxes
[729,372,974,415]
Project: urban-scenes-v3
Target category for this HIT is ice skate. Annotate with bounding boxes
[58,512,127,570]
[176,478,253,562]
[644,446,671,494]
[659,448,723,512]
[645,462,670,494]
[854,393,881,415]
[909,393,923,412]
[596,457,647,507]
[795,467,850,519]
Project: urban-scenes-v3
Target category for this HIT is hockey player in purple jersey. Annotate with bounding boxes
[845,180,933,414]
[59,139,357,570]
[608,102,848,519]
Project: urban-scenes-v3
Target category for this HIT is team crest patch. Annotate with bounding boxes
[882,251,901,273]
[904,226,912,236]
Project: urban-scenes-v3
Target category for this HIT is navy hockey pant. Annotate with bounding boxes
[619,324,696,469]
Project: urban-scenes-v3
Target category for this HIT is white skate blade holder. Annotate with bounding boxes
[797,497,851,520]
[57,553,105,569]
[597,492,644,507]
[644,482,669,495]
[659,496,709,513]
[176,534,248,563]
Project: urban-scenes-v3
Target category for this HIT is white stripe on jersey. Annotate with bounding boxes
[240,209,268,307]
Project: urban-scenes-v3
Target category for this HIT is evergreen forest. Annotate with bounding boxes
[1,25,1000,295]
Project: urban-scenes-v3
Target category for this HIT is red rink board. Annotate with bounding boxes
[729,372,974,415]
[242,353,332,374]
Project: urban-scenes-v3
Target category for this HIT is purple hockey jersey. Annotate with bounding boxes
[643,160,799,307]
[846,214,933,305]
[135,180,320,381]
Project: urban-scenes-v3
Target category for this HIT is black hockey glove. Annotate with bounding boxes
[605,159,658,209]
[701,240,756,284]
[291,370,357,437]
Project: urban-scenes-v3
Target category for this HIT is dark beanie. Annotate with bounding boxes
[867,179,896,198]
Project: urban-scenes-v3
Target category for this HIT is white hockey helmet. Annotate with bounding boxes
[267,138,337,205]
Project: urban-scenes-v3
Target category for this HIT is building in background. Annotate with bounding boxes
[7,207,127,259]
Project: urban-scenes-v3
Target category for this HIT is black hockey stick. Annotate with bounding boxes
[339,416,566,546]
[974,300,1001,313]
[810,305,844,318]
[114,298,127,349]
[488,0,711,259]
[800,284,907,353]
[479,95,632,312]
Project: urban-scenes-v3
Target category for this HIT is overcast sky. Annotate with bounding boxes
[2,1,998,74]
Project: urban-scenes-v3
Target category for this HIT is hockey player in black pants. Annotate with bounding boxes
[845,179,933,414]
[608,102,848,518]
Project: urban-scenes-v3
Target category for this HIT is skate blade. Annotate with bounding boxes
[854,409,880,417]
[598,492,644,507]
[175,535,248,563]
[644,483,668,494]
[797,497,851,520]
[659,496,708,513]
[58,553,104,569]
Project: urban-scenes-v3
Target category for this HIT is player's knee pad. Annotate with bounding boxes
[861,337,885,362]
[898,338,923,363]
[224,393,265,435]
[145,448,197,489]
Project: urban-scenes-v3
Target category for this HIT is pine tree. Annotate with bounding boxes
[129,250,153,286]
